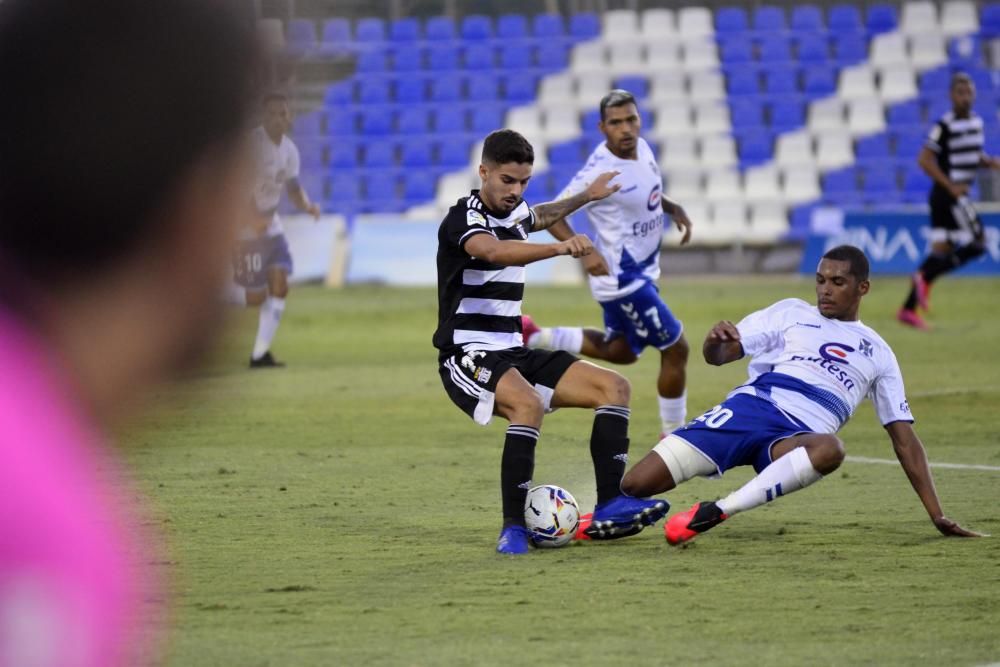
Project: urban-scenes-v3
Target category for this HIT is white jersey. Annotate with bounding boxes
[250,126,300,238]
[730,298,913,433]
[557,137,665,302]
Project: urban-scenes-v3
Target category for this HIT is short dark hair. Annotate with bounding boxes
[822,245,870,282]
[599,89,638,121]
[0,0,261,287]
[951,71,974,90]
[481,129,534,165]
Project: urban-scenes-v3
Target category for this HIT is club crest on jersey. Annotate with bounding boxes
[859,338,873,358]
[467,210,487,227]
[819,342,855,365]
[473,366,492,384]
[646,184,661,211]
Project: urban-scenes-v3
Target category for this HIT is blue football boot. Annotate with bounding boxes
[584,495,670,540]
[496,524,531,555]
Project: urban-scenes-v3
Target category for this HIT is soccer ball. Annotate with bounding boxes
[524,485,581,548]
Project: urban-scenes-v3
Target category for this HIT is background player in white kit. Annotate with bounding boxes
[619,245,982,543]
[524,90,695,436]
[230,93,321,368]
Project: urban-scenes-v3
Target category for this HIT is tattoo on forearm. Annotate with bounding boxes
[531,190,591,231]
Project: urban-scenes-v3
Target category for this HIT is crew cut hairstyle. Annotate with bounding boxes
[599,89,637,121]
[951,71,973,90]
[0,0,261,287]
[481,129,534,166]
[822,245,870,283]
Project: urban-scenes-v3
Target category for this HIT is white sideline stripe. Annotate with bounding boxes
[908,385,1000,399]
[846,455,1000,472]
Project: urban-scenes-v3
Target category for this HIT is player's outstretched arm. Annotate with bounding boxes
[885,421,986,537]
[464,232,593,267]
[531,171,621,231]
[287,181,321,220]
[661,195,693,245]
[702,321,744,366]
[544,219,610,276]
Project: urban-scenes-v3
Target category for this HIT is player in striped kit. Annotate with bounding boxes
[898,72,1000,330]
[434,130,670,554]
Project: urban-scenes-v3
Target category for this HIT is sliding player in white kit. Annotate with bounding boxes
[229,93,321,368]
[524,90,694,436]
[618,245,982,543]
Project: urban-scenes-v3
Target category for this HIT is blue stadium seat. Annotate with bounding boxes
[866,4,897,35]
[569,13,601,40]
[390,17,420,42]
[887,101,922,126]
[919,66,950,94]
[504,72,537,103]
[855,133,893,170]
[791,5,824,32]
[730,99,765,130]
[716,7,749,34]
[969,67,996,93]
[438,140,472,168]
[581,109,601,135]
[363,173,400,207]
[325,109,356,136]
[901,167,930,201]
[397,108,430,135]
[862,168,900,203]
[499,46,530,70]
[797,37,829,64]
[433,107,467,133]
[498,14,528,40]
[431,75,464,103]
[720,37,754,64]
[355,17,386,43]
[758,36,792,63]
[358,79,391,105]
[356,50,388,73]
[361,108,393,136]
[425,16,456,41]
[549,141,582,166]
[321,18,351,48]
[533,14,565,39]
[537,43,569,70]
[727,67,761,96]
[764,67,800,97]
[615,76,649,99]
[949,35,983,67]
[395,77,427,104]
[982,3,1000,39]
[468,74,500,101]
[325,81,353,105]
[769,100,804,132]
[828,5,863,33]
[924,98,951,121]
[832,35,867,67]
[362,140,395,168]
[739,130,773,166]
[392,45,423,72]
[891,127,928,157]
[822,168,862,205]
[427,44,460,71]
[287,19,318,56]
[464,44,495,69]
[296,140,327,168]
[403,172,437,204]
[471,107,504,134]
[753,6,787,32]
[461,15,493,40]
[329,173,361,202]
[328,140,358,170]
[400,138,434,168]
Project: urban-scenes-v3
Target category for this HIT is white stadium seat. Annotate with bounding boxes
[645,41,683,71]
[900,1,937,36]
[640,8,675,40]
[748,202,788,243]
[743,166,782,203]
[604,9,639,43]
[700,135,737,169]
[705,169,742,201]
[507,106,543,136]
[910,33,947,70]
[870,33,908,68]
[650,103,694,139]
[658,136,700,171]
[682,39,719,71]
[879,64,918,103]
[710,201,749,242]
[847,98,887,135]
[570,41,606,73]
[688,70,726,102]
[942,1,979,37]
[664,169,703,201]
[648,71,687,103]
[664,201,707,245]
[783,167,821,204]
[575,72,614,109]
[537,73,574,106]
[543,105,580,143]
[607,42,646,76]
[676,7,714,40]
[839,65,877,100]
[436,171,477,210]
[775,131,814,168]
[809,98,846,133]
[693,102,731,135]
[815,131,854,170]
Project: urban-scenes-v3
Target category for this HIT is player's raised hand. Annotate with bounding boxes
[585,171,621,202]
[306,202,321,220]
[933,516,988,537]
[557,234,594,258]
[671,206,694,246]
[707,320,741,342]
[581,251,610,276]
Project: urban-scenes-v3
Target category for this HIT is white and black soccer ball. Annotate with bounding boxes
[524,485,581,548]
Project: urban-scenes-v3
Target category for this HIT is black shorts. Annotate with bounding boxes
[929,189,984,243]
[438,346,578,425]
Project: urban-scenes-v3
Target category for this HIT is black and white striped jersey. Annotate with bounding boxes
[433,190,536,358]
[926,111,985,196]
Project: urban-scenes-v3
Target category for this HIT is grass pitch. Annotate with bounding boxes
[124,275,1000,666]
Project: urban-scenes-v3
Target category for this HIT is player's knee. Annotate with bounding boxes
[246,290,267,307]
[663,335,689,363]
[813,436,845,473]
[508,388,545,425]
[270,283,289,298]
[599,371,631,406]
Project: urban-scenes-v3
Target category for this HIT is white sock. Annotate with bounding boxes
[528,326,583,353]
[252,296,285,360]
[716,446,822,516]
[658,390,687,434]
[222,282,247,306]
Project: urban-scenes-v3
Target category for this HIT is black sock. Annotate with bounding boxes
[591,405,631,505]
[920,252,958,283]
[954,242,986,267]
[501,425,538,525]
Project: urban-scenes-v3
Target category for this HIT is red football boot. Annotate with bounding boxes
[665,501,728,546]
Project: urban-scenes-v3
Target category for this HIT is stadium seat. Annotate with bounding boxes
[981,3,1000,38]
[615,75,649,99]
[470,107,504,134]
[426,44,459,71]
[821,168,861,204]
[646,42,682,71]
[683,39,719,71]
[329,173,361,202]
[665,170,702,201]
[705,169,742,201]
[910,34,947,70]
[848,98,887,136]
[759,36,793,64]
[355,17,387,43]
[739,130,773,166]
[855,133,893,169]
[432,107,467,133]
[803,65,837,98]
[887,100,922,126]
[296,140,327,169]
[775,131,813,167]
[919,66,950,95]
[790,5,824,32]
[689,71,726,102]
[730,99,765,130]
[659,136,700,170]
[700,136,737,168]
[468,74,500,101]
[400,138,434,168]
[720,37,754,65]
[753,6,786,32]
[770,100,805,133]
[358,79,391,105]
[461,15,493,40]
[787,203,817,239]
[533,14,565,39]
[783,167,821,204]
[392,45,423,72]
[548,141,582,166]
[710,201,748,237]
[403,172,437,204]
[361,108,393,136]
[764,68,800,98]
[828,5,863,33]
[816,132,855,170]
[293,112,325,140]
[694,103,731,135]
[870,33,908,69]
[797,38,829,65]
[577,73,614,108]
[390,17,420,42]
[325,109,356,136]
[438,140,473,168]
[607,43,645,76]
[544,105,581,143]
[356,50,388,73]
[464,44,495,70]
[641,8,675,39]
[362,140,395,168]
[397,108,430,135]
[569,13,601,40]
[748,202,789,242]
[537,43,569,70]
[900,1,937,36]
[507,107,543,137]
[430,75,463,103]
[650,104,693,139]
[715,7,749,34]
[395,77,427,104]
[325,81,353,105]
[538,74,574,106]
[604,9,639,43]
[497,14,528,40]
[727,67,760,96]
[570,42,606,73]
[320,19,351,53]
[862,167,901,203]
[425,16,456,41]
[649,71,686,103]
[901,167,931,202]
[504,72,537,103]
[840,65,877,100]
[866,5,898,35]
[948,35,983,68]
[328,140,358,170]
[363,174,400,207]
[676,7,714,39]
[286,19,318,57]
[879,64,918,104]
[744,165,782,203]
[833,35,868,67]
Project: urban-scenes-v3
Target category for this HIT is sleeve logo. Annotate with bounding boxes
[467,210,487,227]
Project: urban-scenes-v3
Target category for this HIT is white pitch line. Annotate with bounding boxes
[909,385,1000,399]
[846,455,1000,472]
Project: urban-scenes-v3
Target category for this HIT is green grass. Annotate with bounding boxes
[124,276,1000,666]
